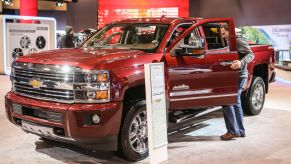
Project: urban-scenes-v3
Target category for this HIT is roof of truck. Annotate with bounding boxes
[113,17,200,24]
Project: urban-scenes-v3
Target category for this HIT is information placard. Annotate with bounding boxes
[6,23,50,71]
[145,63,168,164]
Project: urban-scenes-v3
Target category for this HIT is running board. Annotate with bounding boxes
[169,107,221,124]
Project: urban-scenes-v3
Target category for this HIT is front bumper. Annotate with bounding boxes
[5,91,123,151]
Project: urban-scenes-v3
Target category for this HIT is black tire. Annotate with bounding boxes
[119,100,148,162]
[242,76,266,115]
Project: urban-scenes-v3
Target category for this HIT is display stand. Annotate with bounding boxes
[0,15,57,75]
[144,63,168,164]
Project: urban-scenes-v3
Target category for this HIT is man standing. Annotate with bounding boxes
[61,26,75,48]
[220,25,254,140]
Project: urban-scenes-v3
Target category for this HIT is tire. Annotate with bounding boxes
[242,76,266,115]
[119,100,148,162]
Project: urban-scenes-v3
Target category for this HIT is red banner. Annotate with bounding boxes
[98,0,189,28]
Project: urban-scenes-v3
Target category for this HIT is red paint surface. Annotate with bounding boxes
[98,0,189,28]
[20,0,38,23]
[20,0,38,16]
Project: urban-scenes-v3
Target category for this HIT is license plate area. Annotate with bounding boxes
[12,103,63,124]
[21,120,57,137]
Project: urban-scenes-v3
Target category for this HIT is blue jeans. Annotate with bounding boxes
[222,77,247,135]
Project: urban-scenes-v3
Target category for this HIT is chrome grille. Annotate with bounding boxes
[11,62,79,103]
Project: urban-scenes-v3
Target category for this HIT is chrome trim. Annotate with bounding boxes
[15,88,73,98]
[15,84,73,95]
[14,92,74,103]
[14,68,74,77]
[21,120,75,141]
[11,77,74,90]
[170,93,237,101]
[14,62,80,73]
[170,89,212,97]
[172,84,190,91]
[14,71,73,81]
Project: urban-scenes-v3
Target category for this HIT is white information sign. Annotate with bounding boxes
[6,23,50,70]
[0,15,56,75]
[145,63,168,164]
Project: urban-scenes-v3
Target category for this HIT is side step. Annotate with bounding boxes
[169,109,205,124]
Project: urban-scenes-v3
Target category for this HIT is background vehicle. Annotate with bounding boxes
[5,17,276,161]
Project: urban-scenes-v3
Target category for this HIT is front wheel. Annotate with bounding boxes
[242,76,266,115]
[119,100,148,162]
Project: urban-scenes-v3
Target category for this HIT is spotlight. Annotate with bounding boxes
[56,0,64,7]
[2,0,13,6]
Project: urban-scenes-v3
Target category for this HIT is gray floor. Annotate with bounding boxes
[0,69,291,164]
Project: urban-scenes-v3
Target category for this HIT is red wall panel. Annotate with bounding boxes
[20,0,38,16]
[98,0,189,28]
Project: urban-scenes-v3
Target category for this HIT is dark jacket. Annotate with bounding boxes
[60,34,75,48]
[236,37,254,77]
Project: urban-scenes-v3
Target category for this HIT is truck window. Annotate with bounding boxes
[202,22,228,50]
[167,24,193,47]
[83,23,169,53]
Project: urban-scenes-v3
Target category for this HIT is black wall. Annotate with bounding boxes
[190,0,291,26]
[39,0,98,31]
[67,0,98,31]
[38,10,68,30]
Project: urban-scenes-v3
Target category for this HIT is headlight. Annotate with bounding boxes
[74,70,110,103]
[85,73,98,83]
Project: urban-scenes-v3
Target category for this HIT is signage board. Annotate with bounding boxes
[144,62,168,164]
[6,23,50,71]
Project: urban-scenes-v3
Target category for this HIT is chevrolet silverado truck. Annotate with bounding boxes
[5,17,276,161]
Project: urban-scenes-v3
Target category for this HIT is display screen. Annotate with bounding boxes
[98,0,189,29]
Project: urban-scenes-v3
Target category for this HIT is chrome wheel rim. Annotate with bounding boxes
[251,83,264,111]
[129,110,148,154]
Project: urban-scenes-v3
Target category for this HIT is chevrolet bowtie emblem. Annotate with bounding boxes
[28,79,43,88]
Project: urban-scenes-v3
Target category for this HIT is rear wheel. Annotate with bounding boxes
[119,100,148,162]
[242,76,266,115]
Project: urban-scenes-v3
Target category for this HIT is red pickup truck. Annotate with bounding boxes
[5,17,276,161]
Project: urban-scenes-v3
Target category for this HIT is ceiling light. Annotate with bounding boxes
[2,0,13,6]
[56,0,64,7]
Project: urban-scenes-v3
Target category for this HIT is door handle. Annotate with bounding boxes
[220,61,233,66]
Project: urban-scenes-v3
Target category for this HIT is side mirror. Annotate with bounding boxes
[175,37,206,56]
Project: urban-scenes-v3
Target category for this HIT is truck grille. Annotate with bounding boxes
[11,62,79,103]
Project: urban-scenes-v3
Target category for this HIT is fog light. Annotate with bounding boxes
[92,114,100,124]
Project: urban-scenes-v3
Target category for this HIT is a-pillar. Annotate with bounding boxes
[20,0,38,16]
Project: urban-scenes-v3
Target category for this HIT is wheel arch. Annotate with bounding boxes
[252,63,269,93]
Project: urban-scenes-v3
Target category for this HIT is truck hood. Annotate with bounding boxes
[16,48,146,70]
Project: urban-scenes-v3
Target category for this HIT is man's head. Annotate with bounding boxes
[221,25,229,40]
[65,26,73,34]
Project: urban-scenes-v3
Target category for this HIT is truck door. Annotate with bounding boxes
[164,18,239,110]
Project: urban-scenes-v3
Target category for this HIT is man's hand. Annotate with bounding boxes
[230,60,242,70]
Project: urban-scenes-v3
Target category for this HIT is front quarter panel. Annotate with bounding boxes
[109,53,165,101]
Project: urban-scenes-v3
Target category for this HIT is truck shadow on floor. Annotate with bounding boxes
[35,139,130,164]
[34,107,238,163]
[168,108,224,143]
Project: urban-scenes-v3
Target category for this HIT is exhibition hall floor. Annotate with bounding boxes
[0,69,291,164]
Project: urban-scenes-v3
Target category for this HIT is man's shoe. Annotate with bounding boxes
[220,133,240,140]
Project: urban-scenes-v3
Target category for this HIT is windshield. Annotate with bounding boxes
[82,23,169,53]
